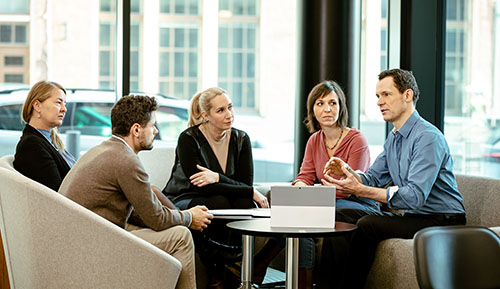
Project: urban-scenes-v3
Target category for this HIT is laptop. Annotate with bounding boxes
[270,186,336,228]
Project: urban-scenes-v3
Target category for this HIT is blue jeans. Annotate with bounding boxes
[336,195,380,212]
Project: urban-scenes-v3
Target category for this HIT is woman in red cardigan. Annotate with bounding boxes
[293,80,380,212]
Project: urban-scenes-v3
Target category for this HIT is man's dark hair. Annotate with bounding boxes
[111,95,158,136]
[378,68,420,104]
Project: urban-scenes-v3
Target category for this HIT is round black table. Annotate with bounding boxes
[227,219,357,289]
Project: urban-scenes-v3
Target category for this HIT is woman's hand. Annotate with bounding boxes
[189,164,219,187]
[253,190,269,208]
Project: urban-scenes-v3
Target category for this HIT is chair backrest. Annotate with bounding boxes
[138,146,176,189]
[455,174,500,227]
[414,225,500,289]
[0,165,181,288]
[0,155,14,171]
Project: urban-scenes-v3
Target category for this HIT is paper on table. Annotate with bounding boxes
[208,208,271,218]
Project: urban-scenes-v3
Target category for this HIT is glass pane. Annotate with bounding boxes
[130,23,140,47]
[5,56,23,66]
[219,52,228,77]
[159,81,170,94]
[160,28,170,47]
[130,51,139,76]
[174,52,184,76]
[233,26,243,48]
[174,81,184,98]
[189,0,199,15]
[247,27,255,49]
[131,0,141,13]
[233,0,244,15]
[100,0,112,12]
[232,82,242,107]
[174,0,186,14]
[160,0,170,13]
[0,0,29,13]
[247,53,255,77]
[219,26,228,48]
[15,24,27,43]
[444,0,500,178]
[246,82,255,108]
[189,28,197,48]
[219,0,230,11]
[159,52,170,76]
[100,23,111,46]
[174,28,185,47]
[248,0,257,16]
[99,51,111,76]
[188,82,197,98]
[359,0,389,162]
[130,81,139,91]
[188,52,197,77]
[0,25,12,43]
[5,74,23,83]
[0,104,23,130]
[232,53,242,77]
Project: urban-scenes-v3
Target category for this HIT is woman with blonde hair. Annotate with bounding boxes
[163,87,271,288]
[14,80,75,191]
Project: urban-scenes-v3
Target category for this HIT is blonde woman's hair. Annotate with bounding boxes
[22,80,67,151]
[188,87,228,127]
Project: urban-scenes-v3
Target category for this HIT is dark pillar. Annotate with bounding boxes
[121,0,131,97]
[400,0,446,131]
[295,0,357,175]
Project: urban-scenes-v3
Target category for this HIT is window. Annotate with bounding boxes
[4,56,23,66]
[359,0,390,161]
[218,0,258,111]
[158,0,201,99]
[130,22,141,91]
[99,21,115,89]
[444,0,500,178]
[0,0,29,14]
[0,24,27,44]
[0,104,23,130]
[4,74,23,83]
[0,0,299,182]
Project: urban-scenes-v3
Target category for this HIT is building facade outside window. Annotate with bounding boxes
[444,0,500,178]
[0,0,29,86]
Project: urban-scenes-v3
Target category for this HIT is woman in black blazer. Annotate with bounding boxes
[14,80,75,191]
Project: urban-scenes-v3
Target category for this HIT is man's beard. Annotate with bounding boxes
[139,139,154,151]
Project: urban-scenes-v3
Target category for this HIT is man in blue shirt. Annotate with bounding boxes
[317,68,466,289]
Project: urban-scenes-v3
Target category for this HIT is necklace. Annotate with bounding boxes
[324,129,343,151]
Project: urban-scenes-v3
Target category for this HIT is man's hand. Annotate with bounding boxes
[323,157,348,177]
[253,190,269,208]
[187,205,213,231]
[321,165,362,195]
[190,165,219,187]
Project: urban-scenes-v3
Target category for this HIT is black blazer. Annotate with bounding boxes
[164,125,254,203]
[14,124,71,191]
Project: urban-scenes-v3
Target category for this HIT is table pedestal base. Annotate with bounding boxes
[239,235,255,289]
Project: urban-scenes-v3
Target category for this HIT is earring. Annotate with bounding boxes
[37,113,40,118]
[204,118,209,122]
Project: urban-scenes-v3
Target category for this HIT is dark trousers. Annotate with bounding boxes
[318,209,466,289]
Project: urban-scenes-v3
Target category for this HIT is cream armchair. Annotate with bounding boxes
[0,155,182,289]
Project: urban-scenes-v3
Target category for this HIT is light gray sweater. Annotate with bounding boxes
[59,137,191,231]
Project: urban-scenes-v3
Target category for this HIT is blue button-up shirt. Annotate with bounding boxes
[360,111,465,215]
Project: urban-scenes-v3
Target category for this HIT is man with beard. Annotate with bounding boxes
[60,95,212,289]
